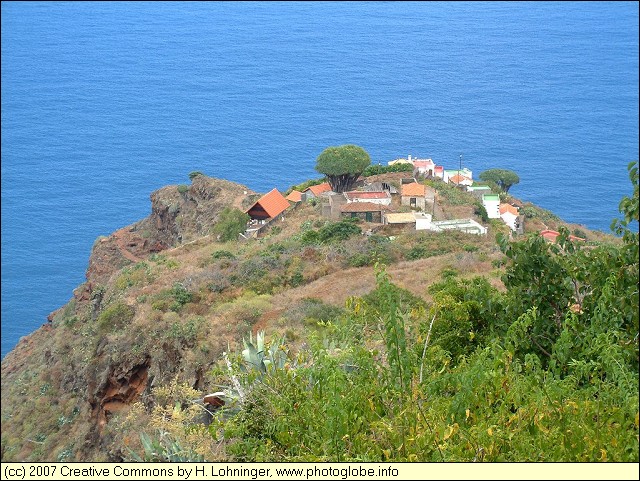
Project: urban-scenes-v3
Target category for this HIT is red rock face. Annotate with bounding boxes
[89,358,151,430]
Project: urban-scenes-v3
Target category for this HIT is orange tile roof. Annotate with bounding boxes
[401,182,426,197]
[540,229,585,243]
[450,174,472,184]
[413,159,435,167]
[340,202,391,213]
[305,182,332,196]
[286,190,303,202]
[500,203,519,216]
[249,188,290,219]
[540,229,560,241]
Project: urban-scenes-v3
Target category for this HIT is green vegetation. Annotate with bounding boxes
[479,169,520,193]
[315,144,371,193]
[212,207,250,242]
[129,162,638,462]
[362,162,414,177]
[188,171,204,181]
[300,219,362,245]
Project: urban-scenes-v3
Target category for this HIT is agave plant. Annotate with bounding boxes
[241,330,288,375]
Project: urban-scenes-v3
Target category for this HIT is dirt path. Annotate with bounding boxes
[112,229,144,263]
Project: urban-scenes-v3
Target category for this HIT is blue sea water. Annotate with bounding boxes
[1,1,638,359]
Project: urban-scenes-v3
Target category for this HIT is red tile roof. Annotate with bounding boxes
[500,203,519,216]
[344,191,390,200]
[305,182,332,196]
[540,229,585,243]
[286,190,303,202]
[247,188,290,219]
[449,174,472,184]
[340,202,391,213]
[434,166,444,172]
[401,182,426,197]
[413,159,435,167]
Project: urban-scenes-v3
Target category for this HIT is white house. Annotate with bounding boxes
[444,168,473,183]
[500,203,520,231]
[482,194,501,219]
[413,158,436,177]
[414,212,433,231]
[388,156,413,166]
[448,174,473,187]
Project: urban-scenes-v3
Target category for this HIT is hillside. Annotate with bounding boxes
[1,169,637,463]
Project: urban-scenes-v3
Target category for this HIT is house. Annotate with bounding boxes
[500,203,520,231]
[364,181,399,195]
[383,212,417,232]
[387,157,413,166]
[285,190,305,203]
[340,202,390,223]
[444,168,473,183]
[414,212,433,231]
[482,194,501,219]
[246,188,290,221]
[448,174,473,187]
[413,158,436,177]
[433,166,444,179]
[539,230,586,243]
[303,182,332,199]
[467,185,492,199]
[401,182,427,210]
[343,190,392,206]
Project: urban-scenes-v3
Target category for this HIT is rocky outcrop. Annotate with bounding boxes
[80,175,257,291]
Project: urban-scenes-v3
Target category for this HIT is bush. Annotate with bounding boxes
[213,207,250,242]
[211,250,236,260]
[189,171,204,181]
[96,301,135,333]
[362,163,414,177]
[177,184,189,194]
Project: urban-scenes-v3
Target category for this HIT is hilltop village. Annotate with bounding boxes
[242,154,573,242]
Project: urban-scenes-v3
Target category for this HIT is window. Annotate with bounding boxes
[410,197,416,207]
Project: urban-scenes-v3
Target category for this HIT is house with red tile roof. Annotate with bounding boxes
[401,182,427,210]
[433,166,444,179]
[303,182,332,198]
[500,203,520,231]
[539,229,585,243]
[246,188,290,221]
[343,190,392,206]
[449,173,473,187]
[285,190,304,203]
[340,202,390,223]
[413,158,436,177]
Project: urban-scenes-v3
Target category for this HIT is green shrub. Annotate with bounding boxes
[188,171,204,181]
[362,163,413,176]
[177,184,189,194]
[213,207,250,242]
[96,301,135,333]
[211,250,236,260]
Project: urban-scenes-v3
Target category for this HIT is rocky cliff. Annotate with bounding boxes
[1,175,259,461]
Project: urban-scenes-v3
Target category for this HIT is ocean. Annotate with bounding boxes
[1,1,638,359]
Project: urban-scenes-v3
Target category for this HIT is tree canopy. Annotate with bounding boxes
[315,144,371,193]
[479,169,520,193]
